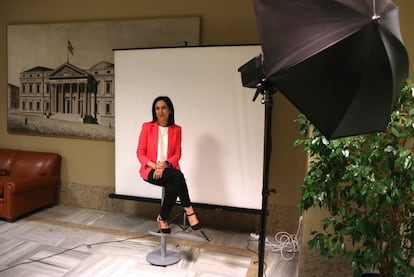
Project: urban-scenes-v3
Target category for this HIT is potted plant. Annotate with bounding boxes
[295,80,414,277]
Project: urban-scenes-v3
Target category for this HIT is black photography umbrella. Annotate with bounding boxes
[238,0,409,276]
[254,0,409,140]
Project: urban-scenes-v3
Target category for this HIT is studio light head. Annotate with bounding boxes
[238,54,276,102]
[237,54,265,89]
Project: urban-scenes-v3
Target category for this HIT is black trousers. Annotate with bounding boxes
[146,168,191,220]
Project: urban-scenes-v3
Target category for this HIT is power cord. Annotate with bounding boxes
[249,215,302,261]
[0,234,152,273]
[265,215,302,260]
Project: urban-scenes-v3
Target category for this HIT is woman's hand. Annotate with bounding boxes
[147,161,166,179]
[153,168,164,179]
[156,161,169,169]
[153,161,169,179]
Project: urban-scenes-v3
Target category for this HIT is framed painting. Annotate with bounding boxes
[7,17,200,140]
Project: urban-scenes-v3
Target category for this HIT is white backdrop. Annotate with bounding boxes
[114,45,264,210]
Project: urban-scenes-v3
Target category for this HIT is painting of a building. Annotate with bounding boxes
[7,83,19,110]
[7,62,115,140]
[7,17,200,140]
[18,62,114,124]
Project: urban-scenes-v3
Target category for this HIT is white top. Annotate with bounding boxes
[157,126,168,162]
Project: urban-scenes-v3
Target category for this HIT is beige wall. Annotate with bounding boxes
[1,0,413,275]
[0,0,261,189]
[0,0,304,233]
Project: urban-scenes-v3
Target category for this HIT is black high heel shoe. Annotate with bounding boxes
[185,212,202,231]
[157,215,171,234]
[185,211,210,241]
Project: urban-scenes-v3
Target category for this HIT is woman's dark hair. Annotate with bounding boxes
[151,96,175,126]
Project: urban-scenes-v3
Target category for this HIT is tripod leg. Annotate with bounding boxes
[169,210,189,231]
[200,230,210,241]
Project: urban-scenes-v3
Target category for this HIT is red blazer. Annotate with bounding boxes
[136,121,182,180]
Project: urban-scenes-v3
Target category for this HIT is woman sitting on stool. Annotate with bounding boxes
[136,96,202,234]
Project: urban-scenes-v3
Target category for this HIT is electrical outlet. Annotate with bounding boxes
[250,232,259,240]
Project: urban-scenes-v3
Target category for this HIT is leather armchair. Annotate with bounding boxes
[0,148,61,222]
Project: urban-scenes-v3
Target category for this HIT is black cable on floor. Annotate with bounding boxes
[0,234,152,273]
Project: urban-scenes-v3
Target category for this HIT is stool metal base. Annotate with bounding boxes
[146,248,181,266]
[146,231,181,266]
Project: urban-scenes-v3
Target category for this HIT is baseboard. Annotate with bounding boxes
[58,182,300,234]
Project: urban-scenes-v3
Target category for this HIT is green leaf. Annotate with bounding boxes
[391,126,400,137]
[296,80,414,277]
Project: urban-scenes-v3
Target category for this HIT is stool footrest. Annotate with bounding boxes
[148,230,168,237]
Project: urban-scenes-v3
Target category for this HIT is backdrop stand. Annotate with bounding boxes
[169,208,189,231]
[255,82,277,277]
[169,209,210,241]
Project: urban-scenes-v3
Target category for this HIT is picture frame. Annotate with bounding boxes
[7,17,200,140]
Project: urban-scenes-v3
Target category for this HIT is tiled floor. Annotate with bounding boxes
[0,205,299,276]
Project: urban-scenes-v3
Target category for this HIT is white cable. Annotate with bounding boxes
[265,215,303,261]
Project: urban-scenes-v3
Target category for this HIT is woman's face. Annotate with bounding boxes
[155,100,170,124]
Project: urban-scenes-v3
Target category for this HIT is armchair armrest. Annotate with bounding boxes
[4,176,60,194]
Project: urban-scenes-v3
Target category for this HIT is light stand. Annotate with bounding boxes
[237,56,277,276]
[254,81,277,277]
